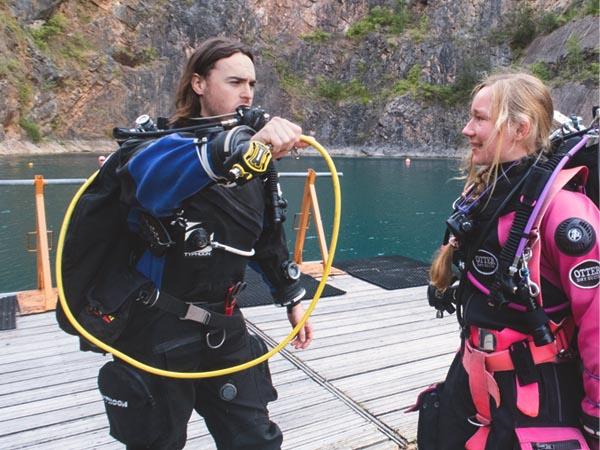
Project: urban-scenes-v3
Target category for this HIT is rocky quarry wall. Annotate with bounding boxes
[0,0,598,156]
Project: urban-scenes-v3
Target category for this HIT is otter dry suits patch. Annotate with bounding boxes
[569,259,600,289]
[472,249,499,276]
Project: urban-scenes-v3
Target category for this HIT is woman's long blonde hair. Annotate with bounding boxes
[429,72,554,290]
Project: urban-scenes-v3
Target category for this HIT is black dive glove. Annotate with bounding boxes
[209,126,272,185]
[427,283,457,316]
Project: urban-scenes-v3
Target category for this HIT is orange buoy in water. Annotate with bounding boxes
[404,157,411,168]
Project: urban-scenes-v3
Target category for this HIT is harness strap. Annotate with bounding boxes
[467,319,575,373]
[523,166,587,300]
[516,377,539,417]
[497,137,589,278]
[461,320,575,449]
[466,427,491,450]
[147,290,245,330]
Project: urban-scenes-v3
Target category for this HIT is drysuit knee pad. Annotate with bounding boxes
[98,360,164,446]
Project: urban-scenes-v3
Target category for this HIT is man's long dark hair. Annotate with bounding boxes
[170,37,254,125]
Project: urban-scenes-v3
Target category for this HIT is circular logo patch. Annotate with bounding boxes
[472,249,498,276]
[567,227,583,242]
[569,259,600,289]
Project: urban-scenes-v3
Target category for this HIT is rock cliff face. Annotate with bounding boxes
[0,0,598,155]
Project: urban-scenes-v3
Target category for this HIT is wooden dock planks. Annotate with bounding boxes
[0,273,459,449]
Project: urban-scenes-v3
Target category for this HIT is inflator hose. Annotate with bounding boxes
[55,135,341,379]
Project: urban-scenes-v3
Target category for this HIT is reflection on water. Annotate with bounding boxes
[0,153,462,292]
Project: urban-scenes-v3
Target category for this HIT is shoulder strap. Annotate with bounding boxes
[527,166,588,304]
[497,136,591,278]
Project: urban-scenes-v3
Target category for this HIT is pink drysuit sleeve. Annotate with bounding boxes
[540,188,599,427]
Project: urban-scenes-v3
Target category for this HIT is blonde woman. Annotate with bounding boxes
[415,73,599,449]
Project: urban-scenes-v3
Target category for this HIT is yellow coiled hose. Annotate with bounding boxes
[55,135,341,379]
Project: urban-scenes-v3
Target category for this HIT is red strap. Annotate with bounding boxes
[516,378,539,417]
[466,427,491,450]
[462,344,501,425]
[466,348,492,423]
[461,318,575,447]
[484,320,575,372]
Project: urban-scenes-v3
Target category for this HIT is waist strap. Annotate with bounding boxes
[469,319,575,372]
[142,290,245,330]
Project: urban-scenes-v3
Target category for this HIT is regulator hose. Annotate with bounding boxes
[55,135,341,379]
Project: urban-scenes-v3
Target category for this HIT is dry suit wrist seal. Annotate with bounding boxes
[286,299,302,313]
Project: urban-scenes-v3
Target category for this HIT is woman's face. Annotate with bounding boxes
[462,86,526,166]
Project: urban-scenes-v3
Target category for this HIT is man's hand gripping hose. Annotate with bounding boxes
[55,135,340,379]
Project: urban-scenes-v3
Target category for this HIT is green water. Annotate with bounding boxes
[0,153,463,293]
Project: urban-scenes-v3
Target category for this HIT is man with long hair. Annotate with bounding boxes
[96,37,313,450]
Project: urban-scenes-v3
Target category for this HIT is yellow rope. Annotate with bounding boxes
[55,135,341,378]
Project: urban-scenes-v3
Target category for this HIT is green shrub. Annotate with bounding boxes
[565,35,584,74]
[392,64,420,95]
[317,77,345,101]
[493,0,599,47]
[407,15,429,43]
[31,13,67,49]
[508,4,537,50]
[316,77,371,104]
[391,63,472,105]
[275,62,308,97]
[584,0,600,15]
[344,79,371,104]
[140,46,159,63]
[530,61,552,80]
[19,118,42,143]
[17,82,32,104]
[346,3,408,38]
[59,33,90,62]
[538,12,562,35]
[583,61,600,80]
[0,57,21,79]
[300,30,332,43]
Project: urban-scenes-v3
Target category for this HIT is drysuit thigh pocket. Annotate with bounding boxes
[248,333,278,404]
[514,427,588,450]
[98,360,162,446]
[416,382,445,450]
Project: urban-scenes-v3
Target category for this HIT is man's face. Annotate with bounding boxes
[192,52,256,117]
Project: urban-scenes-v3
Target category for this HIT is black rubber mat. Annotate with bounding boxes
[237,267,345,308]
[0,295,17,331]
[334,255,430,290]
